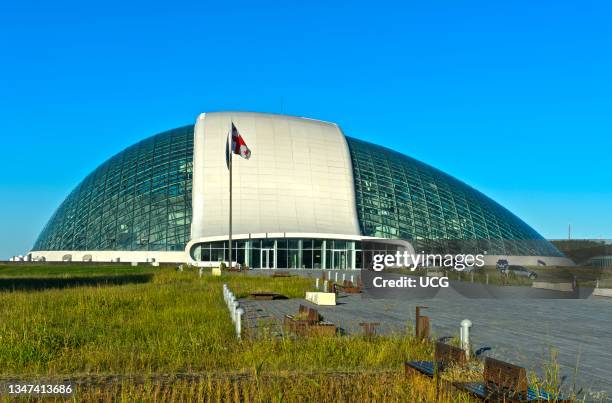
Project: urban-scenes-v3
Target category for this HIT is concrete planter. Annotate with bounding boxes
[532,282,573,292]
[305,291,336,306]
[593,288,612,298]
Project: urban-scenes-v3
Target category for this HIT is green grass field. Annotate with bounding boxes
[0,264,484,401]
[0,264,582,401]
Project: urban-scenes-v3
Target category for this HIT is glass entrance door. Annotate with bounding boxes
[261,248,275,269]
[332,250,347,270]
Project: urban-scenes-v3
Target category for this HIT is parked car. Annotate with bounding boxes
[503,265,537,280]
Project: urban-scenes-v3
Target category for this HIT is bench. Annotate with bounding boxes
[249,292,281,300]
[284,306,336,336]
[337,280,362,294]
[405,341,467,379]
[454,357,570,402]
[298,304,318,323]
[284,305,319,326]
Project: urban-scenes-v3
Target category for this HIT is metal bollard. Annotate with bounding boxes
[334,272,338,282]
[596,279,600,289]
[486,274,489,285]
[235,308,244,339]
[460,319,472,359]
[315,278,320,290]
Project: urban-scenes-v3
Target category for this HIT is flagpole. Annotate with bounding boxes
[228,119,233,270]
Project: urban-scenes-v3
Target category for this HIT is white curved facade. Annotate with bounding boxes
[191,112,361,240]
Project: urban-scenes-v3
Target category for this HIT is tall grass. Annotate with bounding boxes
[0,269,434,376]
[0,266,575,401]
[67,372,476,402]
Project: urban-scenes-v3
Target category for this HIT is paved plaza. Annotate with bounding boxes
[240,273,612,399]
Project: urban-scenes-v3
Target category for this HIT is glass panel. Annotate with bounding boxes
[355,250,362,270]
[332,250,347,270]
[276,248,287,269]
[236,248,245,265]
[250,248,261,269]
[303,249,313,269]
[260,248,275,269]
[202,248,210,262]
[288,249,299,268]
[313,249,322,269]
[211,248,224,262]
[261,250,269,269]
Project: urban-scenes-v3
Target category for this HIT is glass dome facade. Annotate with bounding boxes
[33,126,193,252]
[346,137,561,257]
[33,124,561,257]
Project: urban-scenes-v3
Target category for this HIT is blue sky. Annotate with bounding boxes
[0,0,610,258]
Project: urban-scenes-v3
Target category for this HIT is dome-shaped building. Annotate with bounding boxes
[31,112,572,267]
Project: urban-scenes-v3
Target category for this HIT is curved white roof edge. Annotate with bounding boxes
[196,111,337,127]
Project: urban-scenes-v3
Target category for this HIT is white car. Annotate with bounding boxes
[503,265,537,280]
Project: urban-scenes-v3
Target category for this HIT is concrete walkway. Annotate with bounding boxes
[240,285,612,400]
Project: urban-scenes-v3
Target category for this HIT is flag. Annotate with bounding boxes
[226,123,251,169]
